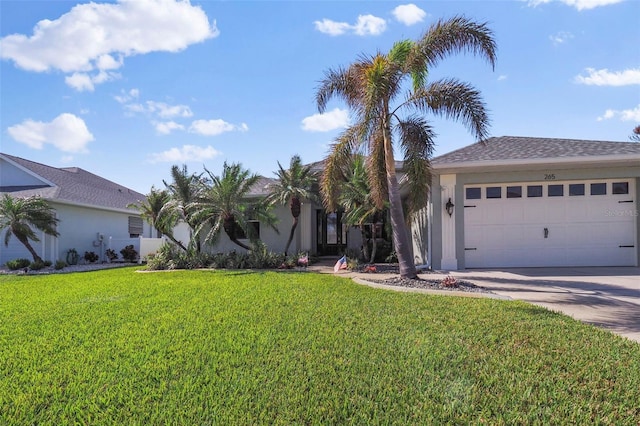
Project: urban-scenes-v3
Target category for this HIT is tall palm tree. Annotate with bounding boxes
[162,164,207,251]
[316,16,496,278]
[189,162,278,251]
[266,155,318,255]
[128,186,187,251]
[0,194,60,263]
[338,156,384,263]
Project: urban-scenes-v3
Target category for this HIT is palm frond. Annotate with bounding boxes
[409,78,490,141]
[416,15,497,71]
[396,116,435,215]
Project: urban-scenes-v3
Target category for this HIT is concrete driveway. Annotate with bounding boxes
[450,267,640,344]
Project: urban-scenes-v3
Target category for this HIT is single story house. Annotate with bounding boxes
[0,153,152,265]
[413,136,640,269]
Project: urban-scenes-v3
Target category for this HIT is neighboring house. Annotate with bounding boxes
[413,136,640,270]
[0,153,152,265]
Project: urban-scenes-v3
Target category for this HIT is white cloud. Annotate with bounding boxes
[498,75,508,81]
[353,15,387,36]
[302,108,350,132]
[149,145,221,163]
[597,105,640,122]
[154,121,185,135]
[114,88,139,104]
[529,0,624,10]
[146,101,193,118]
[314,14,386,36]
[123,100,193,118]
[65,70,120,92]
[549,31,573,46]
[575,67,640,86]
[0,0,218,89]
[7,113,94,153]
[392,4,427,26]
[314,19,351,36]
[189,119,249,136]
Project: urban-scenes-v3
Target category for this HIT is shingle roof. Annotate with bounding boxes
[1,153,145,211]
[432,136,640,165]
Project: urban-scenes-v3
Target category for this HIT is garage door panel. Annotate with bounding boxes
[463,179,637,268]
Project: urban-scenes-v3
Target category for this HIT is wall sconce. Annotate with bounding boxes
[445,197,454,217]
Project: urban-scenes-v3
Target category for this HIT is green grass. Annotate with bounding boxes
[1,268,639,424]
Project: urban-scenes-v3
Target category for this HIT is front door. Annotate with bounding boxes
[316,210,347,255]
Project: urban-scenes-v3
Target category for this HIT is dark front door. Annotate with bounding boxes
[316,210,347,256]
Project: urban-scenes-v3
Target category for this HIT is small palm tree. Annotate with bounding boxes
[162,164,207,251]
[266,155,318,255]
[338,156,384,263]
[189,162,278,251]
[129,186,187,251]
[317,16,496,278]
[0,194,60,263]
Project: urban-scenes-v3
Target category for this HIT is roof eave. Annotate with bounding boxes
[432,154,640,174]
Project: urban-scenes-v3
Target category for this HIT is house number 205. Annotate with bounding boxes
[544,174,556,180]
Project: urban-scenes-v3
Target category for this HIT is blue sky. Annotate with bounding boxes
[1,0,639,194]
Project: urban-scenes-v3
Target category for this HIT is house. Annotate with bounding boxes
[0,153,152,265]
[412,136,640,270]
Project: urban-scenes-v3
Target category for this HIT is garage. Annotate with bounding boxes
[463,179,637,267]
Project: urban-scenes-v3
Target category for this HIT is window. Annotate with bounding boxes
[466,187,481,200]
[527,185,543,198]
[548,184,564,197]
[237,221,260,240]
[486,187,501,199]
[590,183,606,195]
[569,183,585,196]
[506,186,522,198]
[612,182,629,195]
[128,216,143,237]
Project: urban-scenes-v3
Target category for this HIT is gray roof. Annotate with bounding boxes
[248,176,277,197]
[1,153,145,211]
[432,136,640,165]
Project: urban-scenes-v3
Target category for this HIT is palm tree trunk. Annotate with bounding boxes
[17,234,43,263]
[224,215,252,251]
[369,224,378,264]
[382,114,417,279]
[284,216,298,256]
[165,234,188,251]
[359,224,370,262]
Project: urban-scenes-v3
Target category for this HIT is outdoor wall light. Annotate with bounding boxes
[445,198,454,217]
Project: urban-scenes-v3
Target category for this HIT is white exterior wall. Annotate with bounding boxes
[1,202,147,266]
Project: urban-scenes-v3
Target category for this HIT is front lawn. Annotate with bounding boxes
[1,268,638,424]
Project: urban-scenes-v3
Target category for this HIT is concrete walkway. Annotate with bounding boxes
[309,260,640,343]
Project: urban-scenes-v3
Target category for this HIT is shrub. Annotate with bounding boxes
[6,258,31,270]
[120,245,138,263]
[29,260,45,270]
[54,260,66,270]
[66,248,79,265]
[84,251,99,263]
[105,249,118,262]
[43,260,52,267]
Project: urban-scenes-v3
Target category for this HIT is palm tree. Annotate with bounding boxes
[338,156,384,263]
[266,155,318,255]
[128,186,187,251]
[162,164,207,251]
[189,162,278,251]
[316,16,496,278]
[0,194,60,263]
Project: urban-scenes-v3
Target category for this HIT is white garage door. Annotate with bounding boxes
[464,179,637,268]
